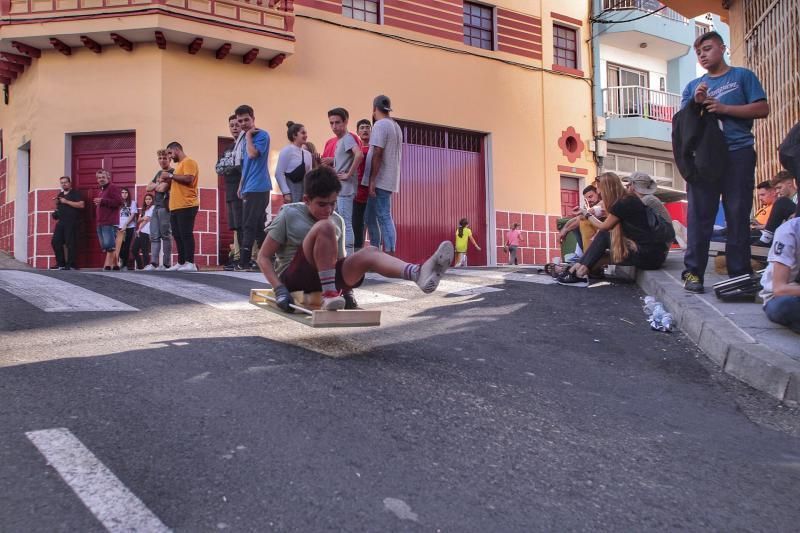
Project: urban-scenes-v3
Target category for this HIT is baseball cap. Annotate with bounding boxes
[626,171,658,195]
[373,95,392,112]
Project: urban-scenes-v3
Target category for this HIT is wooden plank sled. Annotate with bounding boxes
[249,289,381,328]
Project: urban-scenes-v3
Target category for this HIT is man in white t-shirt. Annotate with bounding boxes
[759,210,800,333]
[363,94,402,254]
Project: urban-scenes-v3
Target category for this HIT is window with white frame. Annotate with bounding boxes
[343,0,379,24]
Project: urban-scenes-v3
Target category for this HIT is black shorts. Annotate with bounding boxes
[279,246,364,293]
[227,198,243,230]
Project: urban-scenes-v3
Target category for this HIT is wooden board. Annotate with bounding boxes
[249,289,381,328]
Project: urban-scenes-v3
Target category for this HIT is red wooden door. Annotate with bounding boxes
[560,176,580,217]
[217,137,235,264]
[71,133,136,267]
[393,123,487,266]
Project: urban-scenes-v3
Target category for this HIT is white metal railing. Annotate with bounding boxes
[602,86,681,123]
[600,0,689,24]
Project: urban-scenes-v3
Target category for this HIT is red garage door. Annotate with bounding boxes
[71,133,136,268]
[393,122,487,266]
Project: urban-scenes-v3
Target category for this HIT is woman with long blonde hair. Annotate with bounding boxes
[558,172,671,285]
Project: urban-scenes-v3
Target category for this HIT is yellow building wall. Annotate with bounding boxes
[0,0,595,265]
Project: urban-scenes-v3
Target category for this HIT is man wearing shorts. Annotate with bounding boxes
[93,169,122,271]
[257,166,454,311]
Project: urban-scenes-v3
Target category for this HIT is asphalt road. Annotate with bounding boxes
[1,267,799,531]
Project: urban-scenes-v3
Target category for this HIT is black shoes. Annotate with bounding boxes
[343,291,359,310]
[682,272,704,293]
[556,271,589,287]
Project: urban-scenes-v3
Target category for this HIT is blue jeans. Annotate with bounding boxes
[336,195,355,255]
[685,147,756,280]
[96,225,116,252]
[764,296,800,333]
[364,188,396,252]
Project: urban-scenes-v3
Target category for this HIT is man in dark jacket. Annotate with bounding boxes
[216,114,243,270]
[50,176,84,270]
[93,169,122,271]
[679,31,769,293]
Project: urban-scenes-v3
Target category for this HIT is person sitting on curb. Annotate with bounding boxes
[755,171,797,247]
[759,190,800,333]
[559,185,605,258]
[624,172,672,225]
[257,166,454,311]
[557,172,673,287]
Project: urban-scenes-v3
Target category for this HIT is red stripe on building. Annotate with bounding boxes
[496,8,542,27]
[550,12,583,27]
[498,35,542,53]
[294,0,341,14]
[383,15,462,41]
[497,16,543,35]
[385,0,462,18]
[497,24,542,42]
[383,5,461,31]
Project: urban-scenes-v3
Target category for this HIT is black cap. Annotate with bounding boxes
[373,95,392,113]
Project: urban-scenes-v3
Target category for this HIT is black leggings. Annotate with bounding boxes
[579,230,668,271]
[170,207,198,264]
[119,227,135,269]
[131,232,151,270]
[353,200,367,250]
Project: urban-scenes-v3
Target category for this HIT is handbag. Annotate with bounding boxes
[285,150,307,183]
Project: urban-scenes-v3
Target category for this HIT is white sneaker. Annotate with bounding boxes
[142,264,156,271]
[416,241,454,294]
[178,262,198,272]
[320,291,346,311]
[156,265,167,271]
[166,263,182,271]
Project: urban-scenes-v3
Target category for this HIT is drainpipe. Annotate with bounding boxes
[589,0,604,174]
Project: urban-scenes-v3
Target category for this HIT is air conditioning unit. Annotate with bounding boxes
[595,116,607,136]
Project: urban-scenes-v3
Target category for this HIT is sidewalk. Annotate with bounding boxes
[0,252,31,270]
[638,251,800,403]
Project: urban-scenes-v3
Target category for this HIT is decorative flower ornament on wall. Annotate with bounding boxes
[558,126,585,163]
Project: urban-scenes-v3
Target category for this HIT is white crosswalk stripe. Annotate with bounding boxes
[365,273,503,295]
[0,270,137,312]
[201,270,406,304]
[91,272,256,311]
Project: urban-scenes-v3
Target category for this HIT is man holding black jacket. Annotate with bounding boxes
[679,31,770,293]
[51,176,84,270]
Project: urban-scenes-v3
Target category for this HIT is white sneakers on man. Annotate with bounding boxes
[166,263,182,271]
[177,262,198,272]
[142,264,156,271]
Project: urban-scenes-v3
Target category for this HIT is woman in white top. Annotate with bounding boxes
[275,121,313,203]
[132,192,155,270]
[114,187,138,270]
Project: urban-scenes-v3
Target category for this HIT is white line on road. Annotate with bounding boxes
[26,428,170,533]
[0,271,138,312]
[365,273,503,296]
[91,272,256,311]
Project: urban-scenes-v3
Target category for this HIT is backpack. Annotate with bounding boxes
[645,205,676,244]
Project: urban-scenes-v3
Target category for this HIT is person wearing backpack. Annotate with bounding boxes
[275,121,313,204]
[557,172,673,286]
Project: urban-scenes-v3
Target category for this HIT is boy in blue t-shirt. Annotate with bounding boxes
[679,31,770,294]
[234,104,272,271]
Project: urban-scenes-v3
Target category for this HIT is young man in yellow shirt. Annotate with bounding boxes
[163,141,200,271]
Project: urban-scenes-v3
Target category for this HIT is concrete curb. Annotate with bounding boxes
[0,252,31,270]
[637,268,800,403]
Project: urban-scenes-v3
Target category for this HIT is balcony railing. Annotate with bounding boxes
[600,0,689,24]
[603,86,681,123]
[0,0,295,34]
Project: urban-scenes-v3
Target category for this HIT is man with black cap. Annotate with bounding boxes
[363,95,403,254]
[625,171,672,224]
